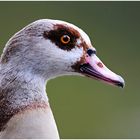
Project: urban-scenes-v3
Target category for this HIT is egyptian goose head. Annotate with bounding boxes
[1,19,124,87]
[0,19,125,139]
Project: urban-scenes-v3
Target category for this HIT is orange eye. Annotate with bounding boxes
[60,35,70,44]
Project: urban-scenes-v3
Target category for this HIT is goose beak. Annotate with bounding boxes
[79,52,125,88]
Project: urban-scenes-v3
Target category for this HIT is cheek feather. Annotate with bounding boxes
[71,50,86,72]
[72,38,95,72]
[77,40,89,51]
[71,38,92,71]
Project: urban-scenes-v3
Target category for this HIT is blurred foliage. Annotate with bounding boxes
[0,1,140,138]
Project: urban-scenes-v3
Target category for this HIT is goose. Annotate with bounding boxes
[0,19,125,139]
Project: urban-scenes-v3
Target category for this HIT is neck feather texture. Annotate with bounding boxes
[0,63,59,138]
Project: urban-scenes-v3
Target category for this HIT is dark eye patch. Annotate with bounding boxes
[43,24,80,51]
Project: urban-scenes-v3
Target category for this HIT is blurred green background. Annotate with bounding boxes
[0,1,140,138]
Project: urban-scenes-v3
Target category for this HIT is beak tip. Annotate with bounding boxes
[118,82,125,88]
[117,76,125,88]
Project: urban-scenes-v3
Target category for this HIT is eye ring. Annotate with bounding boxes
[60,35,70,44]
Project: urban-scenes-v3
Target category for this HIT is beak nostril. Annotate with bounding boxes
[97,62,103,68]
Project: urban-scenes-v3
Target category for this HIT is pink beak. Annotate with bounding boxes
[79,49,125,88]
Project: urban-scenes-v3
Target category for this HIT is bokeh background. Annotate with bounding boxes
[0,1,140,138]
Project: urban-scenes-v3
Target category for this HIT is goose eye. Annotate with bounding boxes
[60,35,70,44]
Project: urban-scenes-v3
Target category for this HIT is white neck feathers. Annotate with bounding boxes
[0,64,59,139]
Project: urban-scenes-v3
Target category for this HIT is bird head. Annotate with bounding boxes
[1,19,125,88]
